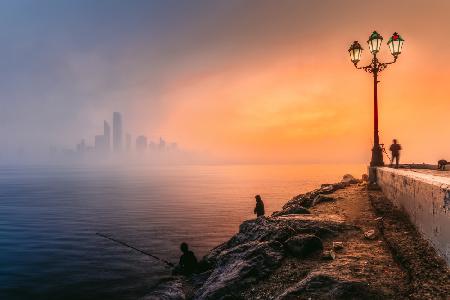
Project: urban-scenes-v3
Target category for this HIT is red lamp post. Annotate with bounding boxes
[348,31,405,175]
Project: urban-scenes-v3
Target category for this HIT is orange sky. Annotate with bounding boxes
[139,1,450,164]
[3,1,449,164]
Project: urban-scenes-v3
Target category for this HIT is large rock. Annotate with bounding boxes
[194,241,284,300]
[225,217,296,248]
[205,215,351,265]
[283,194,315,209]
[285,234,323,257]
[312,194,335,206]
[276,273,383,299]
[283,182,347,211]
[342,174,361,184]
[364,229,377,240]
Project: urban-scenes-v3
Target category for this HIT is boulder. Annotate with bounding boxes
[194,241,284,300]
[342,174,360,184]
[332,241,344,251]
[364,229,377,240]
[227,217,297,247]
[284,234,323,258]
[319,185,335,194]
[276,273,383,300]
[283,194,314,209]
[322,249,336,260]
[312,194,335,206]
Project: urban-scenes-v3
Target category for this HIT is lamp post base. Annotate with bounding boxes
[368,144,384,184]
[370,144,384,167]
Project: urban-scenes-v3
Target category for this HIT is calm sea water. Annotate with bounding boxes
[0,164,365,300]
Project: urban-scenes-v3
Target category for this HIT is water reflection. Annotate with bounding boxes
[0,164,365,299]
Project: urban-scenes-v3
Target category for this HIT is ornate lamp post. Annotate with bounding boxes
[349,31,405,170]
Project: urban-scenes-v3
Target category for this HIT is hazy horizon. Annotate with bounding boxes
[1,0,449,164]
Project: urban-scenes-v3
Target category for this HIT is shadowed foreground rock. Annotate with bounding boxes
[285,234,323,258]
[275,273,383,300]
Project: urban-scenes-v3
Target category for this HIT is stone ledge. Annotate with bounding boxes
[377,167,450,265]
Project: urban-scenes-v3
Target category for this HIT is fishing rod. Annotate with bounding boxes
[380,143,391,161]
[96,233,175,268]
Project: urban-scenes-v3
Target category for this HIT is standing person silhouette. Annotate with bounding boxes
[254,195,265,217]
[389,139,402,168]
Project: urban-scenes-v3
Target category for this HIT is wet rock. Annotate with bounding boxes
[285,234,323,258]
[319,185,335,194]
[276,273,383,300]
[364,229,377,240]
[272,205,310,216]
[194,241,284,300]
[312,194,335,206]
[283,194,315,209]
[142,278,186,300]
[332,241,344,251]
[225,217,297,248]
[322,249,336,260]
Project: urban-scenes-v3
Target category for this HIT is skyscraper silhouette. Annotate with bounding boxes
[113,112,122,152]
[104,121,111,152]
[136,135,148,152]
[126,133,131,152]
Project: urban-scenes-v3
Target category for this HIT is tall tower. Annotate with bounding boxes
[126,133,131,152]
[103,120,111,151]
[112,112,122,152]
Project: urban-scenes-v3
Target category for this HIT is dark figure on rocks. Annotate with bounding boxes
[389,139,402,168]
[254,195,265,217]
[173,242,198,276]
[438,159,448,171]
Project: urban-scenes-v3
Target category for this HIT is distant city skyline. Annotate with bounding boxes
[69,112,179,160]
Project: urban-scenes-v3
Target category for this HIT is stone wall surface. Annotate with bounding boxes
[377,167,450,265]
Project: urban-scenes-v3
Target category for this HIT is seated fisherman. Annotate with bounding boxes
[173,242,198,276]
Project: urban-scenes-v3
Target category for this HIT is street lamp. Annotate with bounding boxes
[348,31,405,172]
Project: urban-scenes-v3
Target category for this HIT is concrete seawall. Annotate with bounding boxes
[377,167,450,265]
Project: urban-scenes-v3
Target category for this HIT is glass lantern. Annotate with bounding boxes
[387,32,404,57]
[367,31,383,54]
[348,41,363,64]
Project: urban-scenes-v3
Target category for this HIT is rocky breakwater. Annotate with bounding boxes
[146,173,450,299]
[142,174,396,300]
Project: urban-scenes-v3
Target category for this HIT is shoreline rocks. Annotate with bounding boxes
[143,175,363,300]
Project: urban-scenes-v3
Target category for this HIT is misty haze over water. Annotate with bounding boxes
[0,163,365,300]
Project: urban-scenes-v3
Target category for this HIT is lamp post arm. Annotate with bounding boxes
[354,55,398,73]
[378,56,398,73]
[353,62,375,72]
